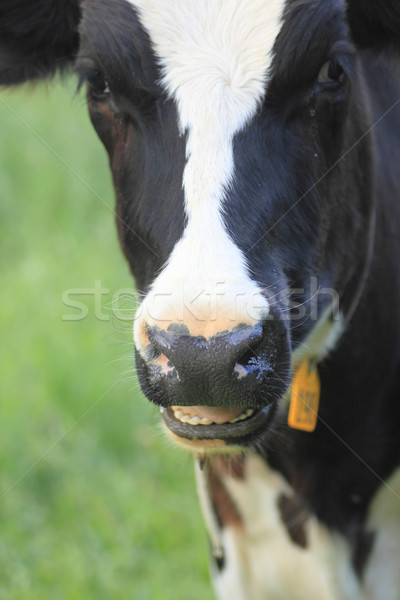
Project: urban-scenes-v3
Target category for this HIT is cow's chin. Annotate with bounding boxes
[160,404,275,454]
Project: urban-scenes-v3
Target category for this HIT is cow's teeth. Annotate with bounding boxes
[180,414,192,423]
[229,409,255,423]
[172,409,213,425]
[171,407,255,426]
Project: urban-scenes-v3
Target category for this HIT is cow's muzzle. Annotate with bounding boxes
[160,404,275,451]
[135,313,291,450]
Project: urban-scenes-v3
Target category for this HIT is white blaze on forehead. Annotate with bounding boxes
[129,0,286,341]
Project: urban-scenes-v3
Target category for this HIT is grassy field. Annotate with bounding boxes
[0,80,212,599]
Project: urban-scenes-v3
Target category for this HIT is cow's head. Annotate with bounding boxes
[1,0,398,453]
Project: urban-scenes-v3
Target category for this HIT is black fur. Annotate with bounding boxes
[0,0,80,84]
[347,0,400,49]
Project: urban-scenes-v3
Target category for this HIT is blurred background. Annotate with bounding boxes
[0,79,211,599]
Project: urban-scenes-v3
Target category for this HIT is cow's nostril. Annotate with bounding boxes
[236,347,258,368]
[234,346,269,380]
[153,352,177,376]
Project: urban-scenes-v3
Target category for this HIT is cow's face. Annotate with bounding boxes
[77,0,373,452]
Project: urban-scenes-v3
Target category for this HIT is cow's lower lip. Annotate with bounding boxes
[161,404,274,445]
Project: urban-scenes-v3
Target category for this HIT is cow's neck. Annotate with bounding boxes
[273,259,400,533]
[277,147,400,526]
[197,198,400,598]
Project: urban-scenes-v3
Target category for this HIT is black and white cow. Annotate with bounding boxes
[2,1,400,597]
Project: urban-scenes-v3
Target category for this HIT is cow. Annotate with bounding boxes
[1,1,400,598]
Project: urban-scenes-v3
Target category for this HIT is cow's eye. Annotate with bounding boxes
[317,59,345,88]
[86,69,110,101]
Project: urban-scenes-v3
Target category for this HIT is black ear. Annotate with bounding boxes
[347,0,400,49]
[0,0,81,85]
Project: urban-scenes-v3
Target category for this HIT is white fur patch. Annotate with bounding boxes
[292,308,345,369]
[364,469,400,600]
[209,453,363,600]
[129,0,285,342]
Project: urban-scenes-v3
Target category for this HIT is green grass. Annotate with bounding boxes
[0,80,212,599]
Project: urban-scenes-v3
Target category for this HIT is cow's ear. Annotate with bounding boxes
[0,0,81,85]
[347,0,400,49]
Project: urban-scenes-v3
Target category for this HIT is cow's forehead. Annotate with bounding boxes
[128,0,285,216]
[128,0,285,131]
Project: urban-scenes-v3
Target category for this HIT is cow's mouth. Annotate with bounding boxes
[161,404,274,451]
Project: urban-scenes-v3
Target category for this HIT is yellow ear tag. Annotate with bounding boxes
[288,358,320,432]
